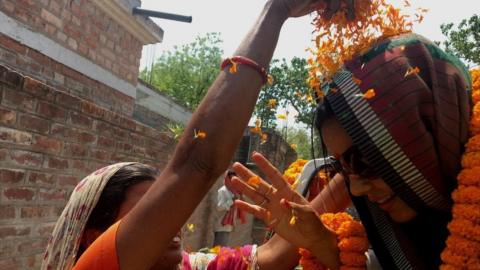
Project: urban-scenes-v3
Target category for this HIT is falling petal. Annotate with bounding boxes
[290,144,297,150]
[194,129,207,139]
[229,60,238,74]
[187,223,195,232]
[267,75,274,85]
[404,66,420,77]
[247,176,261,188]
[267,99,277,109]
[277,114,287,120]
[289,215,297,226]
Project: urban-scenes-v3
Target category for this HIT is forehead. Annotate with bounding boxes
[320,118,354,157]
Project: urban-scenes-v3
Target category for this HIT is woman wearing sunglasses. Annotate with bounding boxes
[231,33,471,269]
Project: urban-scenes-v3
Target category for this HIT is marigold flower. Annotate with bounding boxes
[452,204,480,224]
[457,167,480,186]
[465,134,480,153]
[338,237,369,252]
[445,235,480,258]
[209,245,221,254]
[339,252,367,266]
[452,185,480,204]
[461,152,480,168]
[447,218,480,242]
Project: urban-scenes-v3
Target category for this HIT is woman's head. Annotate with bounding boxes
[43,163,183,270]
[318,115,418,222]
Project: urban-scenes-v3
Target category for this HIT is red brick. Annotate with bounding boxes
[51,124,95,144]
[57,175,78,187]
[38,188,66,201]
[41,8,62,28]
[0,149,7,161]
[56,93,80,111]
[9,150,43,167]
[0,107,16,125]
[0,34,27,55]
[32,135,63,154]
[0,258,20,270]
[18,114,49,134]
[37,223,54,236]
[63,143,87,157]
[27,171,55,186]
[3,187,35,201]
[0,226,30,238]
[0,168,25,184]
[37,101,66,121]
[20,206,53,219]
[2,89,36,113]
[0,206,16,219]
[45,156,69,170]
[0,127,33,145]
[69,111,93,129]
[81,101,105,118]
[118,142,133,152]
[17,238,48,253]
[22,77,55,101]
[96,135,115,149]
[90,149,108,160]
[71,160,90,174]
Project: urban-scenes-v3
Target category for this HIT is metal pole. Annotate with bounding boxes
[132,7,192,23]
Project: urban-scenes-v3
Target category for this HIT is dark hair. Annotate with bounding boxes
[78,163,159,257]
[314,99,335,134]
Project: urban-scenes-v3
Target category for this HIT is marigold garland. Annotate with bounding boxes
[299,213,368,270]
[440,68,480,268]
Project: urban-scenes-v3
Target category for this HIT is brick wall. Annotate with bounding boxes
[0,33,135,116]
[0,64,176,269]
[0,0,142,84]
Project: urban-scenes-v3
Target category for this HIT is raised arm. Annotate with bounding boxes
[115,1,327,269]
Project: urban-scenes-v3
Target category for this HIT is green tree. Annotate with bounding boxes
[283,127,324,160]
[440,14,480,66]
[140,33,223,110]
[255,57,316,128]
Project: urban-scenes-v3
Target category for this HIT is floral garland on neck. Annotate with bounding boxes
[440,68,480,268]
[283,160,369,269]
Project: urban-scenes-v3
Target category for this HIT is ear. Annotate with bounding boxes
[81,228,103,248]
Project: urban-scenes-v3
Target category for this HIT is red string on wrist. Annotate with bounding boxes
[221,56,269,84]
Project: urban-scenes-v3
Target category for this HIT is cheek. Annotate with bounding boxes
[371,179,394,194]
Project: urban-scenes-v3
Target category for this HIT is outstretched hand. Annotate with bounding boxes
[230,152,331,251]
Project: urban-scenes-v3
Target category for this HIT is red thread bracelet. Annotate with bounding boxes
[221,56,268,84]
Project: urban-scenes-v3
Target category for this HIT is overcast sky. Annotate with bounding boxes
[139,0,479,70]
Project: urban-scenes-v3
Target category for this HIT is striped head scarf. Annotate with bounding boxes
[323,33,471,269]
[42,162,138,270]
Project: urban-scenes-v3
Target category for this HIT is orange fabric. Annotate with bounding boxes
[73,221,120,270]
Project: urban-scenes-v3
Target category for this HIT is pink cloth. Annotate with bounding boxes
[182,245,255,270]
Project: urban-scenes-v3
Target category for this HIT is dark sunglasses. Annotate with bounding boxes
[338,146,377,179]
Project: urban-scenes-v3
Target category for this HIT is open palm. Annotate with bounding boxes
[231,152,329,250]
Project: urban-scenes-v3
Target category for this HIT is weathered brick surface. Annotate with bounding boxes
[0,0,142,85]
[0,34,135,117]
[0,65,176,266]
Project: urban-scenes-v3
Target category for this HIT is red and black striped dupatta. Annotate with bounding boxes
[324,33,472,269]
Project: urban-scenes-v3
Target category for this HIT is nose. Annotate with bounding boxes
[348,174,372,197]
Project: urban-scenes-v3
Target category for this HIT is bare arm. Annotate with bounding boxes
[115,1,325,269]
[257,173,351,269]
